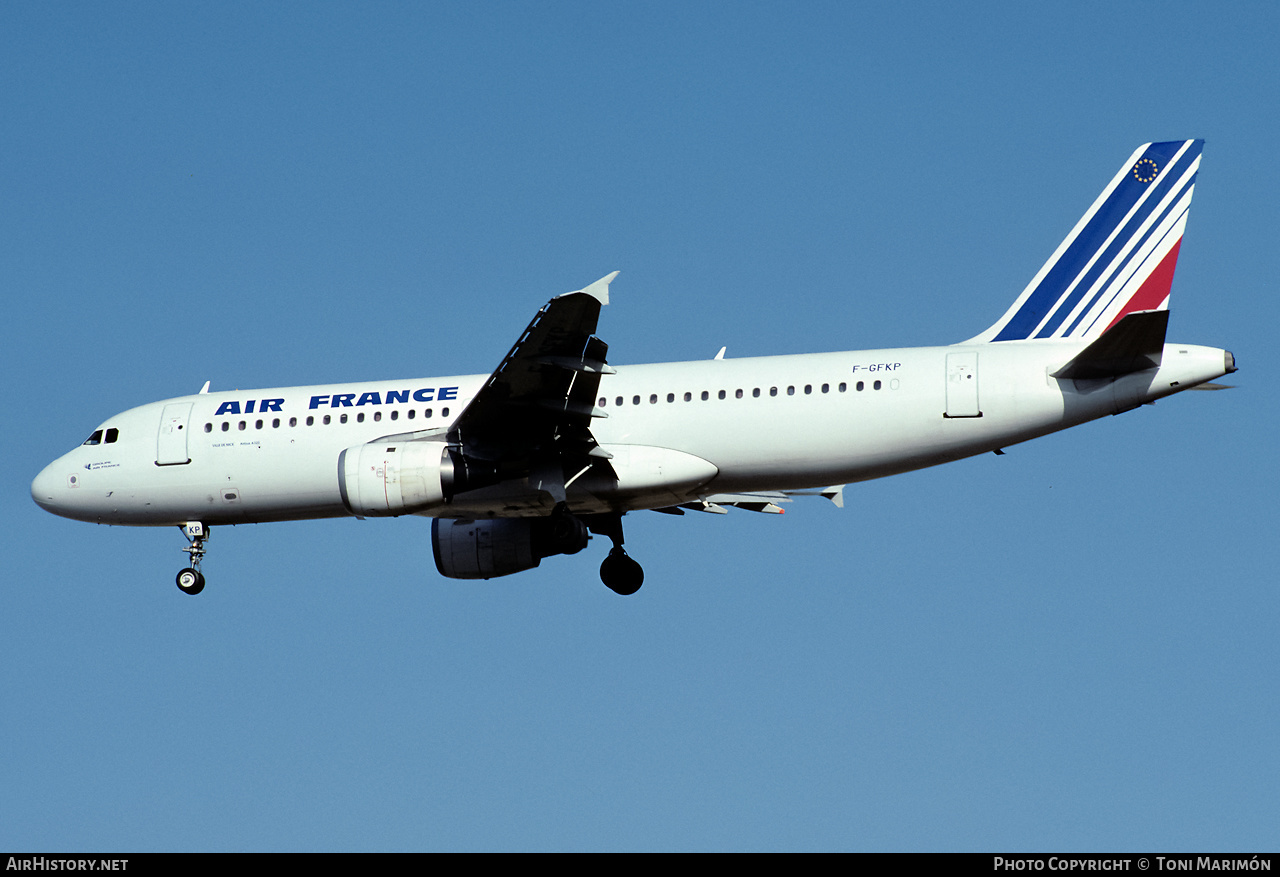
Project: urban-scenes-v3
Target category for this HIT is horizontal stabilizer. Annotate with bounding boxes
[1052,310,1168,380]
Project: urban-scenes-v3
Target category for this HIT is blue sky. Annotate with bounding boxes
[3,1,1276,851]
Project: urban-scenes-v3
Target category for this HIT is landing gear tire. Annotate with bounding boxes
[600,548,644,596]
[176,567,205,596]
[176,522,209,595]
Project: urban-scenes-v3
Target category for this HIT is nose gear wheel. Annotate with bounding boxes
[176,523,209,595]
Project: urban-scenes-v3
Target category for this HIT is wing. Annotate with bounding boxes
[652,485,846,516]
[446,272,619,500]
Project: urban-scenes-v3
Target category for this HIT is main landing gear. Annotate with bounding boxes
[600,548,644,596]
[176,522,208,596]
[584,513,644,596]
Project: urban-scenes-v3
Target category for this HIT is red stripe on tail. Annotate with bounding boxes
[1104,238,1182,333]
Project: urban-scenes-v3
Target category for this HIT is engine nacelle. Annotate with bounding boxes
[338,440,452,517]
[432,515,590,580]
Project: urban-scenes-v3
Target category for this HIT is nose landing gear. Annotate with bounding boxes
[176,522,208,595]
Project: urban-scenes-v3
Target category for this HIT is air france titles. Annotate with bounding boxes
[211,387,460,416]
[308,387,458,409]
[214,398,284,415]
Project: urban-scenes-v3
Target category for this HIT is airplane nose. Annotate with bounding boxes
[31,461,68,513]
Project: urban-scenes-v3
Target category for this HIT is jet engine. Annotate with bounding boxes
[338,440,508,518]
[338,440,454,517]
[432,515,590,579]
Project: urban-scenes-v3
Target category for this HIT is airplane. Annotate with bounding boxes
[31,139,1235,597]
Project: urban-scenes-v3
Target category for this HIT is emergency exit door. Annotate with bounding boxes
[944,352,981,418]
[156,402,193,465]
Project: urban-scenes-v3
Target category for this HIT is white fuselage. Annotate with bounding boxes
[31,340,1233,528]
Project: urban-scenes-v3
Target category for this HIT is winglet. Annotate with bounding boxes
[566,271,619,306]
[199,381,211,394]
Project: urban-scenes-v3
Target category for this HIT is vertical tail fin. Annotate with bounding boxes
[971,140,1203,343]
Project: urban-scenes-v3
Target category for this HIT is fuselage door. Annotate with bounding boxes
[944,351,982,418]
[157,402,193,465]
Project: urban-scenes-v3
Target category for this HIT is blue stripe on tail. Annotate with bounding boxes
[991,141,1200,342]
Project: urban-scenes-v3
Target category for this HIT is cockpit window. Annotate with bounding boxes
[104,428,119,444]
[83,430,103,446]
